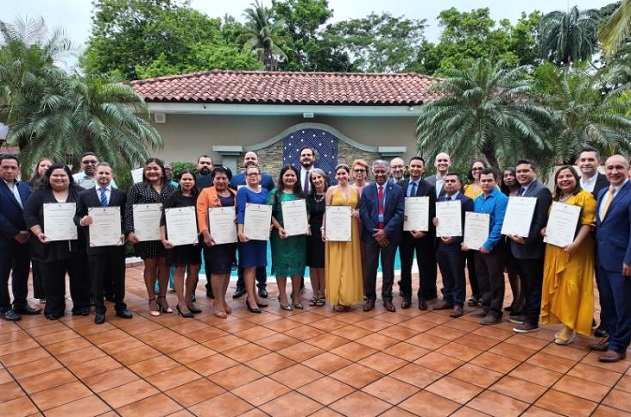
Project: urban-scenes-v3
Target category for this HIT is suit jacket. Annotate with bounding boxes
[425,174,446,198]
[398,177,437,237]
[74,186,127,254]
[509,179,552,259]
[359,181,404,245]
[230,172,275,191]
[436,192,473,248]
[0,180,31,248]
[592,173,609,199]
[595,180,631,272]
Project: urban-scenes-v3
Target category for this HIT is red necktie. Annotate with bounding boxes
[378,186,384,229]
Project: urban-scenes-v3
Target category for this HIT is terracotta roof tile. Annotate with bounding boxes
[130,70,441,105]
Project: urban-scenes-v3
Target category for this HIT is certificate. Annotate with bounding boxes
[243,203,272,241]
[131,168,144,184]
[208,207,237,245]
[464,212,489,250]
[436,200,462,237]
[403,196,429,231]
[133,203,162,241]
[325,206,351,241]
[281,199,308,236]
[501,196,537,237]
[88,206,122,247]
[165,206,198,246]
[544,202,581,248]
[43,203,77,241]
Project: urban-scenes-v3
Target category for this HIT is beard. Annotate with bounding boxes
[199,167,211,176]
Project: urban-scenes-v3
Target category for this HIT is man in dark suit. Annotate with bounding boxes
[590,155,631,362]
[75,163,132,324]
[0,154,41,320]
[508,159,552,333]
[425,152,451,198]
[360,159,404,312]
[432,173,473,318]
[398,156,437,310]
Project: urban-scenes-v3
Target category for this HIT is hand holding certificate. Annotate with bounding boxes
[243,203,272,241]
[464,212,489,250]
[435,200,462,237]
[88,207,123,247]
[501,196,537,237]
[165,206,198,246]
[544,202,581,248]
[133,203,162,242]
[403,196,429,231]
[43,203,77,241]
[281,199,308,236]
[208,207,237,245]
[325,206,352,241]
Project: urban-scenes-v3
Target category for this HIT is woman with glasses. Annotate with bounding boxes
[351,159,369,195]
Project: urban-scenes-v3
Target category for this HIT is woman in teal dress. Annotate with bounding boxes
[268,165,308,310]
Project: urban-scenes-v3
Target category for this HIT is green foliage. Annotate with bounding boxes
[239,0,288,71]
[171,161,196,177]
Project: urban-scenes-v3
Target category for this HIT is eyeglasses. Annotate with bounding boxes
[82,160,98,164]
[246,173,260,176]
[353,169,366,173]
[471,167,484,171]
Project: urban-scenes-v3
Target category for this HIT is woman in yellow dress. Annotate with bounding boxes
[323,164,363,311]
[540,166,596,345]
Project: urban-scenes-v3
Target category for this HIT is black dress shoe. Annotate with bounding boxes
[594,325,609,338]
[401,298,411,309]
[588,338,610,352]
[3,310,21,321]
[45,313,62,320]
[13,305,41,315]
[206,291,214,299]
[258,288,268,298]
[115,310,133,319]
[599,350,626,363]
[72,309,90,316]
[418,298,428,311]
[246,301,261,314]
[233,287,246,299]
[384,301,396,312]
[94,313,106,324]
[363,298,375,312]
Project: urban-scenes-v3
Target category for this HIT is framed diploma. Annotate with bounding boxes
[281,199,309,236]
[244,203,272,241]
[544,202,581,248]
[208,206,237,245]
[165,206,198,246]
[133,203,162,242]
[325,206,352,241]
[436,200,462,237]
[403,196,429,231]
[43,203,77,241]
[501,196,537,237]
[464,212,490,250]
[88,206,122,247]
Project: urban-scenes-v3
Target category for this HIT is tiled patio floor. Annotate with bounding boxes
[2,266,631,417]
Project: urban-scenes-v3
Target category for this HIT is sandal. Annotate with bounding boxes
[293,302,304,310]
[309,297,317,307]
[157,296,173,313]
[316,297,326,307]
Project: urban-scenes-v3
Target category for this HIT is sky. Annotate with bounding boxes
[1,0,617,60]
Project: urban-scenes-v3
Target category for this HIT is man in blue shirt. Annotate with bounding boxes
[462,167,508,325]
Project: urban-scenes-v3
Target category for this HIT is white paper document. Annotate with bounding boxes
[501,196,537,237]
[208,206,238,245]
[281,199,309,236]
[133,203,162,242]
[243,203,272,241]
[544,202,581,248]
[436,200,462,237]
[43,203,77,241]
[403,196,429,231]
[88,206,122,247]
[325,206,352,241]
[464,212,490,251]
[165,206,198,246]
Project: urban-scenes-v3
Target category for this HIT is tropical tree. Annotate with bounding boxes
[539,6,600,67]
[599,0,630,58]
[416,58,553,172]
[240,0,287,70]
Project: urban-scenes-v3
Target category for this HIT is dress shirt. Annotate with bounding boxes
[97,185,112,206]
[473,188,507,251]
[580,173,598,193]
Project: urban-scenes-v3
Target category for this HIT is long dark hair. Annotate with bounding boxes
[176,169,198,197]
[142,158,165,186]
[276,165,304,200]
[309,168,330,196]
[42,163,79,192]
[553,165,582,200]
[467,159,488,181]
[500,167,517,196]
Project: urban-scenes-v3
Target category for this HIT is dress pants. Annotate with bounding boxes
[399,234,437,300]
[436,242,466,307]
[42,257,90,317]
[89,248,127,314]
[236,266,267,290]
[363,241,396,301]
[466,251,480,298]
[596,264,631,353]
[474,248,505,317]
[515,257,544,325]
[0,241,30,311]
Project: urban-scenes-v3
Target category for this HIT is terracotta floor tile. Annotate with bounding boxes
[329,390,391,417]
[302,352,352,375]
[361,375,419,405]
[471,325,515,341]
[330,341,377,361]
[413,351,465,374]
[24,321,67,337]
[507,363,563,388]
[304,333,350,351]
[540,342,588,362]
[166,378,225,408]
[450,363,503,388]
[592,404,631,417]
[99,336,146,355]
[526,351,577,373]
[359,351,408,374]
[397,317,438,333]
[616,375,631,393]
[437,341,484,361]
[405,333,451,351]
[470,351,520,374]
[188,392,253,417]
[222,342,270,363]
[276,341,325,362]
[269,363,324,389]
[457,333,502,351]
[40,395,111,417]
[243,352,295,375]
[146,334,198,353]
[330,363,384,389]
[398,390,460,417]
[0,347,50,367]
[10,356,62,380]
[309,317,349,332]
[583,351,631,374]
[442,316,481,332]
[354,333,399,350]
[19,368,78,394]
[294,376,353,405]
[144,365,202,391]
[552,374,610,402]
[390,363,443,388]
[234,325,278,342]
[56,346,107,367]
[100,379,160,408]
[128,355,180,378]
[261,317,302,332]
[489,375,547,403]
[384,342,430,362]
[2,395,39,417]
[503,334,550,350]
[309,408,346,417]
[183,325,229,343]
[0,380,26,402]
[259,391,323,417]
[82,367,140,393]
[520,406,565,416]
[567,363,622,387]
[425,376,484,404]
[603,388,631,412]
[67,356,122,379]
[424,325,467,341]
[330,324,373,340]
[117,393,183,417]
[378,406,421,417]
[187,353,238,376]
[110,344,162,366]
[212,364,264,391]
[232,376,291,406]
[46,338,92,356]
[450,406,495,417]
[283,324,326,341]
[202,334,250,352]
[534,389,597,417]
[255,333,301,351]
[468,390,529,417]
[85,328,129,345]
[352,317,393,332]
[488,342,537,361]
[376,324,419,341]
[30,380,93,410]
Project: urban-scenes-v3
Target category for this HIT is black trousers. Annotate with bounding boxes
[399,234,437,301]
[89,248,127,314]
[515,257,544,325]
[466,250,480,298]
[42,256,90,317]
[363,241,397,301]
[31,260,45,300]
[436,242,466,307]
[474,248,505,317]
[0,241,30,311]
[236,266,267,290]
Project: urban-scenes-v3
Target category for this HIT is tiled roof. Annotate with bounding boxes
[130,70,441,105]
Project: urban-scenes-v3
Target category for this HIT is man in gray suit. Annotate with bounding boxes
[425,152,451,198]
[508,159,552,333]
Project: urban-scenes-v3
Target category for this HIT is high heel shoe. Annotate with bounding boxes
[148,297,160,317]
[176,305,194,318]
[187,304,202,314]
[256,300,268,308]
[246,301,261,314]
[157,296,173,313]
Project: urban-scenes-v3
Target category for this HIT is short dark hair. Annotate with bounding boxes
[143,158,165,185]
[516,159,537,171]
[444,172,461,183]
[176,169,198,196]
[409,156,425,165]
[212,166,232,181]
[197,155,212,163]
[0,154,19,166]
[480,167,497,180]
[80,152,98,160]
[577,147,600,160]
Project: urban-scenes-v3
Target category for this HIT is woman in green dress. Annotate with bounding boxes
[268,165,308,310]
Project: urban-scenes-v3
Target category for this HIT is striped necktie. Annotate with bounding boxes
[99,188,108,206]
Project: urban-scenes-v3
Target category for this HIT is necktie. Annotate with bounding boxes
[99,188,108,206]
[378,186,384,213]
[303,171,310,194]
[519,187,526,196]
[408,181,417,197]
[601,186,615,219]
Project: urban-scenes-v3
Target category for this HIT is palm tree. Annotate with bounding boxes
[416,58,553,172]
[539,6,600,67]
[600,0,631,58]
[240,0,287,70]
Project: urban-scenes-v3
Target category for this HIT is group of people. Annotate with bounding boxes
[1,146,631,364]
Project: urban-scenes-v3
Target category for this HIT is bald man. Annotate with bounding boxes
[425,153,452,198]
[390,157,405,182]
